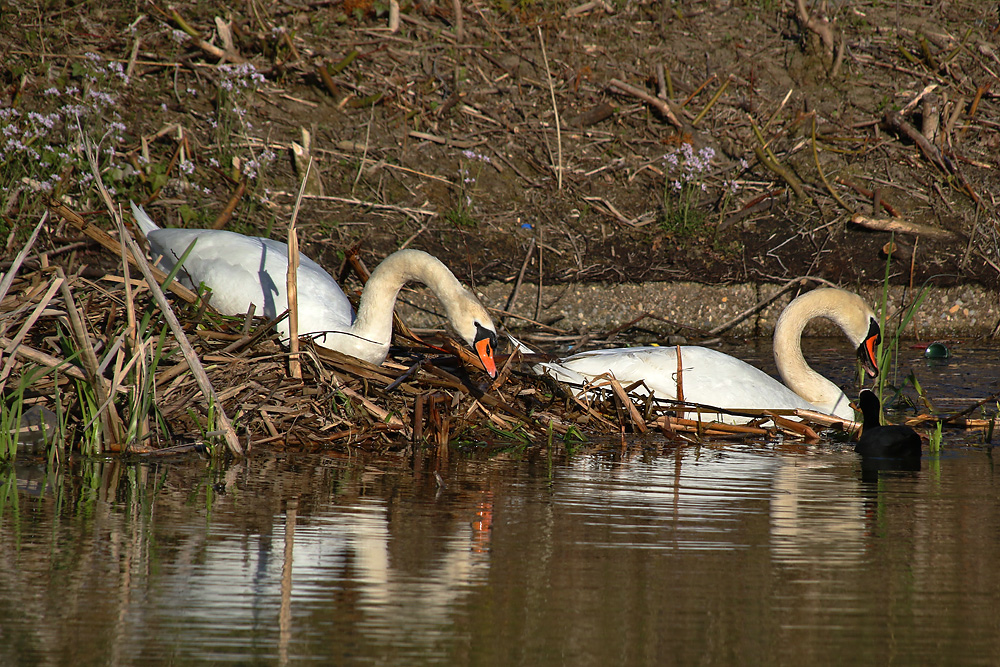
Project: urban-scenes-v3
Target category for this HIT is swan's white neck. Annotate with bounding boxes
[773,288,873,415]
[351,249,472,347]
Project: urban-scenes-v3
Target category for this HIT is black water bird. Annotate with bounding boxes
[855,389,922,459]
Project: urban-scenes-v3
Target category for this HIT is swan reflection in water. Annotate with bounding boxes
[558,447,870,567]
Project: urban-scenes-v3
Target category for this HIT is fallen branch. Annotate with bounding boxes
[850,213,960,241]
[608,78,683,128]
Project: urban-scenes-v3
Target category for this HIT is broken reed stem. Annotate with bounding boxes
[452,0,463,41]
[388,0,400,32]
[0,335,105,387]
[537,26,562,190]
[692,75,730,126]
[212,177,247,230]
[675,345,684,403]
[287,225,301,379]
[608,377,647,433]
[811,114,852,212]
[287,156,313,380]
[0,212,47,304]
[0,276,64,391]
[116,216,244,456]
[48,201,201,304]
[749,115,806,200]
[502,237,535,326]
[57,267,126,450]
[681,73,717,107]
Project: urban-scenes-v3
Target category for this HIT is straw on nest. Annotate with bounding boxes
[2,202,872,458]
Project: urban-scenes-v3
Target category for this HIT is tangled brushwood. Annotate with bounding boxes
[0,202,889,459]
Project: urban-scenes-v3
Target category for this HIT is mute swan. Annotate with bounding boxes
[534,288,881,423]
[130,203,498,376]
[855,389,921,458]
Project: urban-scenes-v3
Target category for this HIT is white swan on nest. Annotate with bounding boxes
[533,288,880,423]
[130,202,498,376]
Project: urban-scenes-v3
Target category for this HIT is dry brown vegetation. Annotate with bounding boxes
[2,0,999,454]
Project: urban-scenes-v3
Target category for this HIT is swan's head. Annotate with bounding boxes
[472,321,499,378]
[450,298,498,378]
[855,317,881,379]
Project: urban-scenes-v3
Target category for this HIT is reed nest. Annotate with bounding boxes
[0,200,898,458]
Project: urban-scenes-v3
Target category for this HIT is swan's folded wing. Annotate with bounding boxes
[545,346,821,415]
[145,229,354,331]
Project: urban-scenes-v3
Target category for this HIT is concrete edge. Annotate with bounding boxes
[396,282,1000,340]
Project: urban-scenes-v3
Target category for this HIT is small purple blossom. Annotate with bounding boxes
[461,149,491,164]
[242,157,260,179]
[104,60,129,83]
[180,159,195,175]
[87,89,117,106]
[62,104,87,117]
[27,111,59,129]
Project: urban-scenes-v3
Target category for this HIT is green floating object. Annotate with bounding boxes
[924,342,951,359]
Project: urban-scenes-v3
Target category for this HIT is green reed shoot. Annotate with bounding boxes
[928,421,943,453]
[0,464,20,523]
[874,241,930,401]
[1,364,71,461]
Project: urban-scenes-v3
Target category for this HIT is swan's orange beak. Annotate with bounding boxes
[857,318,881,378]
[474,327,498,378]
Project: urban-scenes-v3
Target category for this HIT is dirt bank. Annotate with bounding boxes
[3,0,999,294]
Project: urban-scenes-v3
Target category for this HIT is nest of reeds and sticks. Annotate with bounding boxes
[0,195,876,458]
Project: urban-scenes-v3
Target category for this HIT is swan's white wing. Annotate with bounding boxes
[539,346,821,421]
[144,228,355,336]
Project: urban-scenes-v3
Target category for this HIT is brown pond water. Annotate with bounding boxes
[1,341,998,665]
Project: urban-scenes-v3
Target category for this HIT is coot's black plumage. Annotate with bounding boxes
[855,389,922,458]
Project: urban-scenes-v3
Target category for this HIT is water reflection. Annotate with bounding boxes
[1,438,998,665]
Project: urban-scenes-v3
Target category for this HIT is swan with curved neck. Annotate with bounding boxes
[131,203,498,376]
[534,287,880,423]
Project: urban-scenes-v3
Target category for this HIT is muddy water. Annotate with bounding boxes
[1,342,998,665]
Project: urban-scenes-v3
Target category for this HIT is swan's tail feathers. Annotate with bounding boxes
[129,201,160,237]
